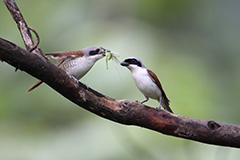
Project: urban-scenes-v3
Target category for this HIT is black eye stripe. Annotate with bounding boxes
[89,50,97,55]
[124,59,142,67]
[136,61,142,67]
[89,48,101,55]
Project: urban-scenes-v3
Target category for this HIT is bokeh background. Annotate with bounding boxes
[1,0,240,159]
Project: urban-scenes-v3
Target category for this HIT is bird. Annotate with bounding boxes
[120,57,173,113]
[27,46,108,92]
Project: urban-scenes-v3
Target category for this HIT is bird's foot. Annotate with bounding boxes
[140,97,149,104]
[70,75,89,89]
[156,105,161,111]
[82,83,89,89]
[70,75,80,84]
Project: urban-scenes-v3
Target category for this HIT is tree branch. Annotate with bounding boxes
[1,0,240,149]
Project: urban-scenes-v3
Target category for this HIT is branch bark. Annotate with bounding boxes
[1,0,240,149]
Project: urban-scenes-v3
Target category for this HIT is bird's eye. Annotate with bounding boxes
[89,48,100,55]
[136,61,142,67]
[95,49,100,53]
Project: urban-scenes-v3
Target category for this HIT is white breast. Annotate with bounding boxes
[60,56,95,80]
[131,68,162,101]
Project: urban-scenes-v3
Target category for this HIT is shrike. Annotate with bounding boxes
[27,46,108,92]
[121,57,173,113]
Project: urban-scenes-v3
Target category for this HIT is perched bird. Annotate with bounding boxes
[121,57,173,113]
[27,46,108,92]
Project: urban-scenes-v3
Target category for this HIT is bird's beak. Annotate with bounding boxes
[100,51,106,56]
[120,61,129,66]
[103,49,111,56]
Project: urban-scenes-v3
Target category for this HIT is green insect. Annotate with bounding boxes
[105,51,120,69]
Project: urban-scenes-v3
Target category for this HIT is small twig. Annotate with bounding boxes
[27,26,40,52]
[4,0,48,72]
[27,27,48,59]
[3,0,42,56]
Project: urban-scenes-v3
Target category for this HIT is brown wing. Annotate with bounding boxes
[147,69,173,113]
[45,50,84,57]
[45,50,84,66]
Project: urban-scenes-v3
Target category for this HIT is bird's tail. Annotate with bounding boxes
[162,98,173,113]
[27,80,43,92]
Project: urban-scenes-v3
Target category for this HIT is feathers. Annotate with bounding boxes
[45,50,84,66]
[147,69,164,93]
[147,69,172,113]
[45,50,84,58]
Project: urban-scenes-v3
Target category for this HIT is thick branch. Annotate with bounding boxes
[1,38,240,148]
[2,0,240,149]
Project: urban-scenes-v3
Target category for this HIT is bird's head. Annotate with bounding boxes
[83,46,110,61]
[121,57,145,71]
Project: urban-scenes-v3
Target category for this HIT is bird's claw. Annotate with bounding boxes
[83,83,89,89]
[70,75,80,84]
[70,75,89,89]
[156,105,161,111]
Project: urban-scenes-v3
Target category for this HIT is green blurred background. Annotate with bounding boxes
[1,0,240,159]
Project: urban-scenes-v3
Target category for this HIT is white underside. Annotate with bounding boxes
[60,56,99,80]
[131,67,162,101]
